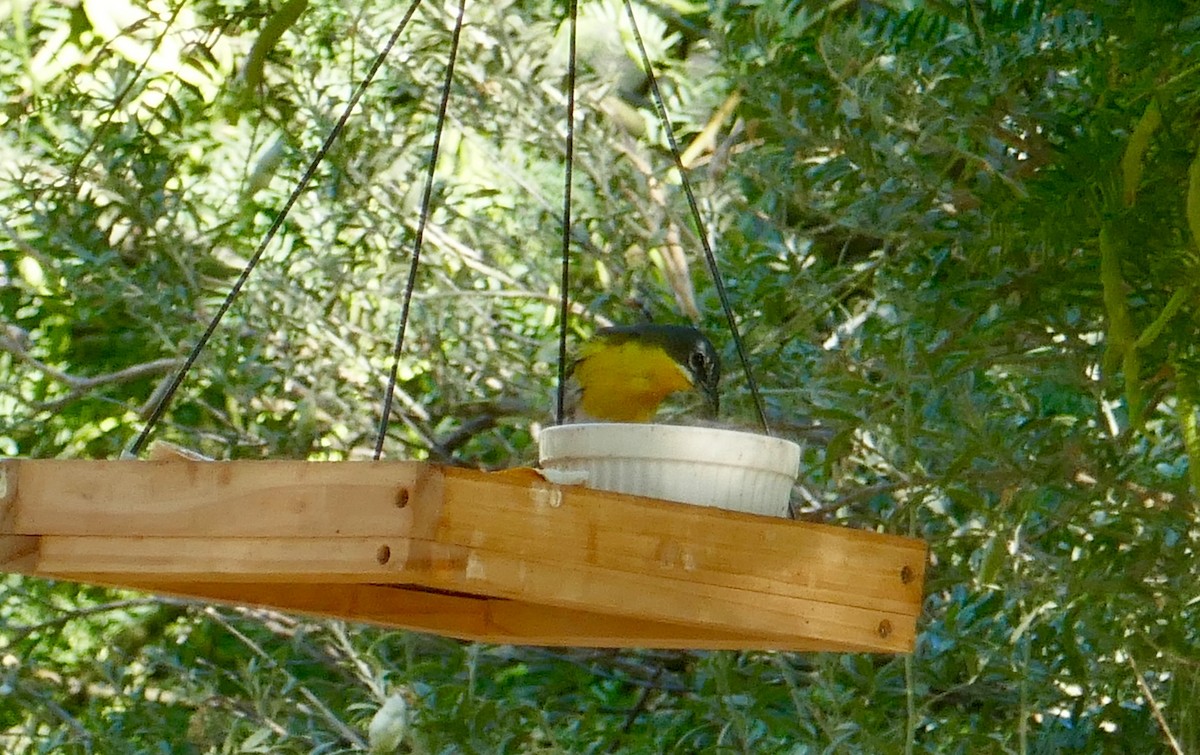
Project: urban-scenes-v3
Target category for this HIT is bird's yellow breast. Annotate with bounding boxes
[572,339,695,422]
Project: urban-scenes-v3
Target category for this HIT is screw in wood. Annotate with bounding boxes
[900,565,914,584]
[394,488,409,509]
[376,544,391,565]
[877,619,893,638]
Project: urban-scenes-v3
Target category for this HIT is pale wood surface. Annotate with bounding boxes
[0,459,927,652]
[104,580,863,651]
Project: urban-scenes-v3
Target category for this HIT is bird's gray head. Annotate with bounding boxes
[602,323,721,417]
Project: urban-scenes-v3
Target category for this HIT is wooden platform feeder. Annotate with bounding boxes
[0,459,926,652]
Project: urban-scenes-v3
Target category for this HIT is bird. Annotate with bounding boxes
[367,690,411,754]
[564,323,721,423]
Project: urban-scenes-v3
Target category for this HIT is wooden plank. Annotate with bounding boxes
[438,468,926,617]
[29,533,910,651]
[25,530,907,648]
[424,547,915,653]
[104,580,851,651]
[2,460,924,612]
[31,535,466,584]
[1,459,437,538]
[0,460,927,652]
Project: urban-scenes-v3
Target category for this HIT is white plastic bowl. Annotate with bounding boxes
[538,423,801,517]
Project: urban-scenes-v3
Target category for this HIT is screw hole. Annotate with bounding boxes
[877,620,893,638]
[395,488,409,508]
[900,565,914,584]
[376,544,391,565]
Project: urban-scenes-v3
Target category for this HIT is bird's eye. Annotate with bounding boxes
[689,350,708,376]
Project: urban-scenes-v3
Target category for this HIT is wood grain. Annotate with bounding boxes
[0,459,926,652]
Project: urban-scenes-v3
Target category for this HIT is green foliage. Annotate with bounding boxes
[2,0,1199,752]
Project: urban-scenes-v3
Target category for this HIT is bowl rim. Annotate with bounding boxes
[538,422,801,475]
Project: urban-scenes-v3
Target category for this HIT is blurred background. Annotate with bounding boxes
[2,0,1199,751]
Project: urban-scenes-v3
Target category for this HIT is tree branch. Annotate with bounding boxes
[202,607,368,750]
[1128,655,1185,755]
[0,325,182,412]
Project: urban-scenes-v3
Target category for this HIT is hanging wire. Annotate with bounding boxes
[373,0,468,459]
[621,0,771,435]
[554,0,581,426]
[127,0,426,458]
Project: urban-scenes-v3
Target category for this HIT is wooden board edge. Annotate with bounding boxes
[0,534,39,573]
[65,577,910,652]
[27,532,919,652]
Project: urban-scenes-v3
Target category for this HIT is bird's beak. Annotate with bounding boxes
[702,383,719,418]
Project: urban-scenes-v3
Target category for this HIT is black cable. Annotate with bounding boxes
[373,0,468,459]
[621,0,770,435]
[128,0,425,458]
[555,0,580,425]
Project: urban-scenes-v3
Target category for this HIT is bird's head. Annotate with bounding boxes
[596,323,721,418]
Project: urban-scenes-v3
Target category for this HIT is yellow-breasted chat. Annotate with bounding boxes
[565,323,721,423]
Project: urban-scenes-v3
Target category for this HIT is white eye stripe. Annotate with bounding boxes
[672,360,695,385]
